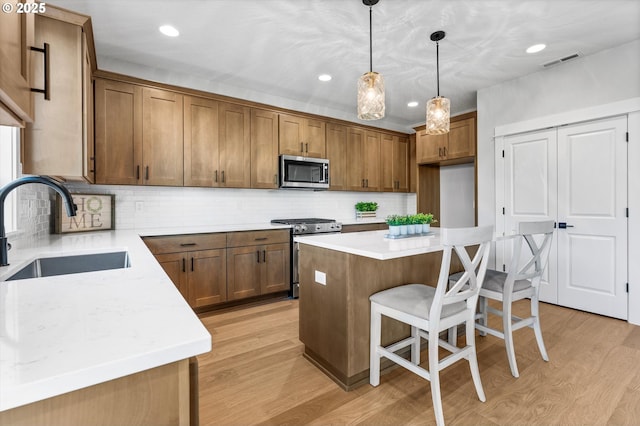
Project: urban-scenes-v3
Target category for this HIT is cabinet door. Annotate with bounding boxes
[261,243,290,294]
[416,129,444,164]
[226,246,261,300]
[0,6,34,124]
[218,102,251,188]
[82,32,95,183]
[250,109,279,189]
[23,15,83,178]
[189,249,227,307]
[363,131,381,191]
[184,96,219,187]
[326,123,347,191]
[380,134,395,192]
[142,87,184,186]
[393,136,409,192]
[447,117,476,159]
[346,127,365,191]
[279,113,304,156]
[304,118,326,158]
[155,253,188,302]
[95,79,143,185]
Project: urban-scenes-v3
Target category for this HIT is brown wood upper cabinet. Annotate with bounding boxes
[279,113,326,158]
[416,116,476,164]
[0,3,34,126]
[22,13,94,182]
[347,128,381,191]
[95,80,184,186]
[381,134,408,192]
[183,96,219,187]
[250,108,279,189]
[218,102,251,188]
[326,122,348,191]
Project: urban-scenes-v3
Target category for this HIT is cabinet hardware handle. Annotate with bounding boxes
[30,43,50,100]
[254,237,268,241]
[262,250,266,263]
[274,174,278,185]
[221,170,225,183]
[136,165,140,180]
[180,243,197,247]
[362,179,365,188]
[443,147,447,157]
[89,157,95,173]
[365,179,369,188]
[438,147,442,157]
[191,257,194,271]
[301,142,304,153]
[305,143,309,153]
[215,170,218,183]
[145,166,149,180]
[182,258,186,273]
[256,250,260,263]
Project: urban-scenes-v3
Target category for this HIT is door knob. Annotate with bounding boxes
[557,222,574,229]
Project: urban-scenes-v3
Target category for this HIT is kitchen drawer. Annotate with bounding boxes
[226,229,289,247]
[143,233,227,254]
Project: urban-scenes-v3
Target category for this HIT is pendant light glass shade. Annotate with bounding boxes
[357,71,385,120]
[426,96,450,134]
[357,0,384,120]
[426,30,450,134]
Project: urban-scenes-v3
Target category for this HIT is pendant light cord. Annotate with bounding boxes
[369,6,373,72]
[436,40,440,96]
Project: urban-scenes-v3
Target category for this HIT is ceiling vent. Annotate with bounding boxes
[543,52,582,68]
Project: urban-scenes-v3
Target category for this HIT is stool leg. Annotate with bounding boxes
[531,294,549,361]
[503,295,519,378]
[370,303,382,386]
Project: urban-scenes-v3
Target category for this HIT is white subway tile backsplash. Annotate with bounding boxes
[63,184,415,230]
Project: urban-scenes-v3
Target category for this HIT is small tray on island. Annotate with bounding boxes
[384,232,434,239]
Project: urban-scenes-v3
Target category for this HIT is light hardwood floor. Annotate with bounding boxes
[196,299,640,425]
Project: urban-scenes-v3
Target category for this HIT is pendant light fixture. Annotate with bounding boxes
[426,30,450,134]
[357,0,385,120]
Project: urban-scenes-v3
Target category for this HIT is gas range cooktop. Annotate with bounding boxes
[271,218,342,235]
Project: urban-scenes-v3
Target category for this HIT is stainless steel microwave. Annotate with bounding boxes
[279,155,330,190]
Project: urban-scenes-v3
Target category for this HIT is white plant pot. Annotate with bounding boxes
[422,224,431,233]
[399,225,408,235]
[407,224,416,235]
[388,225,401,236]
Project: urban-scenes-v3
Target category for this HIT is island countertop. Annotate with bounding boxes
[0,230,212,412]
[295,229,444,260]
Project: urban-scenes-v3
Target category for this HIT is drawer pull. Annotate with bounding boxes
[180,243,197,247]
[254,237,268,241]
[256,250,260,263]
[182,258,186,273]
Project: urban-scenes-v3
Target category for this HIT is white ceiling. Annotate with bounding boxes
[51,0,640,132]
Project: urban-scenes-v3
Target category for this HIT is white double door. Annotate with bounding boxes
[500,115,628,319]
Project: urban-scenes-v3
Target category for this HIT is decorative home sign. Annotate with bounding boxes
[55,194,115,234]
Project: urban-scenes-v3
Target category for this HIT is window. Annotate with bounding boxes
[0,126,19,233]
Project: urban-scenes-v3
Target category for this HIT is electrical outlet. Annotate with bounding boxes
[135,201,144,213]
[314,270,326,285]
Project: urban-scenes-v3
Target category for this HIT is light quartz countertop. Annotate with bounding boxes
[295,229,445,260]
[0,228,227,412]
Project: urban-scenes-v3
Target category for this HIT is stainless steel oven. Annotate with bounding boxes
[270,218,342,298]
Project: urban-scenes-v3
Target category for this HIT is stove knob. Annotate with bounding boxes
[293,225,302,233]
[300,224,308,232]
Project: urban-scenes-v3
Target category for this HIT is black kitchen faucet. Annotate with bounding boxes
[0,176,77,266]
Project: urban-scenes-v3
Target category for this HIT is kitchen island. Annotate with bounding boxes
[296,229,464,390]
[0,230,215,425]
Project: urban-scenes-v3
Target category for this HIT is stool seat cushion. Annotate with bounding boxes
[370,284,466,320]
[450,269,532,293]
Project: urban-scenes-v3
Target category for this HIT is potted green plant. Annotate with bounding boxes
[355,201,378,220]
[398,215,410,235]
[385,214,402,236]
[407,214,421,235]
[414,213,437,233]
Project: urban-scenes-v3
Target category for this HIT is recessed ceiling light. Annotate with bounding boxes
[407,101,419,107]
[159,25,180,37]
[526,44,546,54]
[318,74,332,82]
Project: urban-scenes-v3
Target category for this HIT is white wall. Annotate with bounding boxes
[477,39,640,324]
[439,163,475,228]
[63,184,412,230]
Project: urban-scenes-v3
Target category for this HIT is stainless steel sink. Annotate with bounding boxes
[5,251,130,281]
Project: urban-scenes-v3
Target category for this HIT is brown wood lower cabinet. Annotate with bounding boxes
[144,229,290,311]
